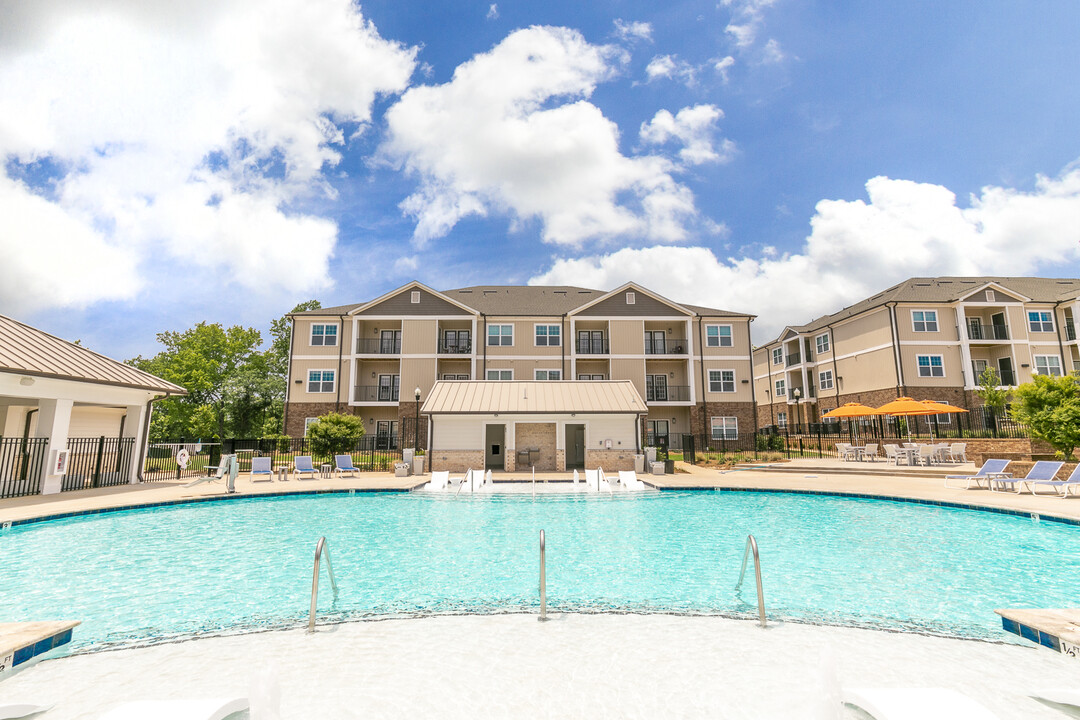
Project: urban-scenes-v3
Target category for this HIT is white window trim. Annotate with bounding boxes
[309,323,339,346]
[307,369,336,393]
[911,309,939,333]
[533,323,562,347]
[486,369,514,380]
[626,291,635,305]
[705,324,734,348]
[534,369,562,380]
[1033,354,1063,376]
[774,379,786,397]
[487,324,514,347]
[710,416,738,440]
[818,369,834,390]
[304,417,318,436]
[772,348,783,365]
[708,368,736,393]
[578,373,605,380]
[777,411,787,428]
[916,354,945,378]
[1028,311,1055,333]
[815,332,830,354]
[410,291,420,304]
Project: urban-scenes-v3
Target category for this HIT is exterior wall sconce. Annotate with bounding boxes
[19,376,35,386]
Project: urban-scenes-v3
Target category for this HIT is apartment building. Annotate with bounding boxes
[752,277,1080,429]
[283,281,755,455]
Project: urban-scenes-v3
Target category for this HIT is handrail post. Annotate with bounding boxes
[538,529,547,622]
[735,534,766,628]
[308,536,339,632]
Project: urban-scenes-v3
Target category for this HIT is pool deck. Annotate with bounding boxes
[3,458,1080,525]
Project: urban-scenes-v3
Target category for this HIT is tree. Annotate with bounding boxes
[973,367,1010,432]
[1010,374,1080,460]
[306,413,365,457]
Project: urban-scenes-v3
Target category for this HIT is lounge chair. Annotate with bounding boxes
[584,469,600,492]
[293,455,318,481]
[100,697,249,720]
[183,454,235,489]
[0,702,52,719]
[1031,688,1080,714]
[618,470,645,490]
[1024,464,1080,498]
[943,459,1011,489]
[572,469,581,484]
[425,470,449,491]
[842,687,999,719]
[991,460,1064,493]
[250,456,272,483]
[334,454,358,479]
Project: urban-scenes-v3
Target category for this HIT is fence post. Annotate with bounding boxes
[92,435,106,488]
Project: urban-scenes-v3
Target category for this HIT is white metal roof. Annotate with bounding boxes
[421,381,648,415]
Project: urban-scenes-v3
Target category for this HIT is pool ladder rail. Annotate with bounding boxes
[308,536,339,632]
[735,534,767,628]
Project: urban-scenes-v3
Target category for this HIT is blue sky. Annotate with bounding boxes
[2,0,1079,359]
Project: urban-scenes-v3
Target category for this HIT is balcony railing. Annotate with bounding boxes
[966,323,1009,340]
[785,352,801,366]
[437,340,472,354]
[644,338,687,355]
[576,338,609,354]
[353,385,400,403]
[645,385,690,402]
[1067,319,1076,341]
[356,338,401,354]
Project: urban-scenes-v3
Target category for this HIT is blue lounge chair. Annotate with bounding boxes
[943,459,1010,489]
[334,454,358,478]
[990,460,1064,493]
[250,456,273,483]
[293,455,318,481]
[1020,463,1080,498]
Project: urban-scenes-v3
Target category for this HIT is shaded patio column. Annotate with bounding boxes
[36,398,73,495]
[124,404,148,484]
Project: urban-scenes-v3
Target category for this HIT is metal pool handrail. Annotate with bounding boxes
[539,529,548,622]
[308,536,339,632]
[735,534,766,628]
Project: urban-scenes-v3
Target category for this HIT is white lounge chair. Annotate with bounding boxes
[293,455,318,481]
[425,470,449,491]
[1031,688,1080,714]
[183,454,234,488]
[334,454,358,479]
[249,456,272,483]
[618,470,645,490]
[100,697,249,720]
[573,469,581,484]
[0,702,52,719]
[842,687,999,719]
[584,469,600,492]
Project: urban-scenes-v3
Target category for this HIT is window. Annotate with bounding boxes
[646,420,668,445]
[304,417,319,436]
[706,325,733,348]
[577,330,606,354]
[626,291,635,305]
[711,416,738,440]
[535,369,562,380]
[535,325,561,347]
[310,324,337,346]
[442,329,471,353]
[815,333,830,354]
[487,324,513,346]
[578,373,605,380]
[644,330,666,354]
[307,370,335,393]
[772,348,783,365]
[380,329,401,354]
[819,369,834,390]
[777,411,787,428]
[774,379,786,397]
[709,369,735,392]
[645,374,668,402]
[916,355,944,377]
[410,291,420,303]
[377,374,400,401]
[1028,311,1054,333]
[442,373,469,380]
[1034,355,1063,376]
[930,400,951,425]
[486,369,513,380]
[375,421,399,450]
[912,310,938,332]
[971,359,989,382]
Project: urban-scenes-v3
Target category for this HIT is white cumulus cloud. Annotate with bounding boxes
[531,166,1080,342]
[0,0,416,313]
[382,26,701,247]
[640,105,734,166]
[613,19,652,43]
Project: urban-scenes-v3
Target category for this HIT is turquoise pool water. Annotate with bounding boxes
[2,491,1078,650]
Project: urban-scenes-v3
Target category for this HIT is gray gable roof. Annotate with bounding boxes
[0,315,186,394]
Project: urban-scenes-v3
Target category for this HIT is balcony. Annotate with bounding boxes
[353,385,399,403]
[1000,371,1016,386]
[437,340,472,354]
[966,323,1009,341]
[356,338,401,354]
[645,385,690,402]
[785,352,801,366]
[644,338,687,355]
[576,338,610,354]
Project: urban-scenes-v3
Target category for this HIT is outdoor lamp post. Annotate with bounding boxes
[414,387,421,451]
[792,387,802,433]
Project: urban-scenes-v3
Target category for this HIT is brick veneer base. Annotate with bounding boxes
[430,450,485,473]
[689,402,756,439]
[585,449,635,471]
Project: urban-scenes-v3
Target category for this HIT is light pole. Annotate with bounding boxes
[414,387,421,451]
[792,387,802,433]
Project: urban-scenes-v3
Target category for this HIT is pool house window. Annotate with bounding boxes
[534,369,562,380]
[815,332,830,354]
[916,355,944,378]
[774,379,786,397]
[711,416,738,440]
[486,369,513,380]
[818,369,834,391]
[772,348,783,365]
[709,369,735,393]
[307,370,335,393]
[912,310,938,332]
[706,325,733,348]
[1028,311,1054,333]
[534,324,561,346]
[1034,355,1063,376]
[310,324,337,346]
[488,324,513,346]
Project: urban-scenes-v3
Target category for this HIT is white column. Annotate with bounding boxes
[36,398,73,495]
[123,404,148,484]
[956,305,974,388]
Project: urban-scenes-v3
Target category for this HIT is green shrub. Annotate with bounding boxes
[306,413,366,457]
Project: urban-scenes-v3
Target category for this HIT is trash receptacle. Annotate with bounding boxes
[651,461,665,476]
[634,454,645,473]
[413,455,425,475]
[645,447,657,464]
[403,448,415,464]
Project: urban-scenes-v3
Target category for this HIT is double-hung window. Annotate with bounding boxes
[709,369,735,392]
[487,325,513,346]
[916,355,944,377]
[307,370,335,393]
[1034,355,1063,376]
[578,373,605,380]
[535,369,562,380]
[535,325,561,346]
[486,369,513,380]
[818,369,834,390]
[706,325,733,348]
[815,333,830,354]
[774,379,786,397]
[912,310,938,332]
[310,324,337,346]
[772,348,783,365]
[777,411,787,428]
[1028,311,1054,333]
[711,417,738,440]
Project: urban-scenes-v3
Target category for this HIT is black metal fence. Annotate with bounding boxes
[761,408,1029,441]
[0,437,48,499]
[63,436,136,491]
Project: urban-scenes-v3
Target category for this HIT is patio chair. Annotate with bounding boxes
[883,444,901,465]
[100,697,249,720]
[183,454,235,488]
[250,456,272,483]
[862,443,878,461]
[334,454,359,479]
[836,443,858,461]
[293,455,318,481]
[947,443,967,463]
[990,460,1064,493]
[842,687,999,720]
[1023,464,1080,498]
[944,459,1011,489]
[916,445,938,466]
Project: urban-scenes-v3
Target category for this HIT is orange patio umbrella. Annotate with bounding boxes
[873,397,965,441]
[821,402,878,443]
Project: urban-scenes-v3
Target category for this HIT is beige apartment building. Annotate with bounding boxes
[283,281,755,467]
[753,277,1080,429]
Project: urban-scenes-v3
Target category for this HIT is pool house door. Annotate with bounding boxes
[486,424,505,470]
[564,423,585,470]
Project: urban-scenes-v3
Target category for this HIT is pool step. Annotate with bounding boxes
[0,621,79,679]
[995,608,1080,660]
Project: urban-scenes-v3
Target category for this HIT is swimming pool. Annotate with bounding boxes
[2,491,1078,651]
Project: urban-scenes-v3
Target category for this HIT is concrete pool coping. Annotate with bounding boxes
[2,458,1080,525]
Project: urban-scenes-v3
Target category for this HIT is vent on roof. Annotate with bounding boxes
[554,290,566,294]
[411,291,420,304]
[914,283,932,287]
[986,290,995,302]
[484,290,496,295]
[459,290,473,293]
[578,290,591,294]
[626,291,635,305]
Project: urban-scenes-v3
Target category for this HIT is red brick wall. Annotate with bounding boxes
[284,402,359,437]
[690,401,756,439]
